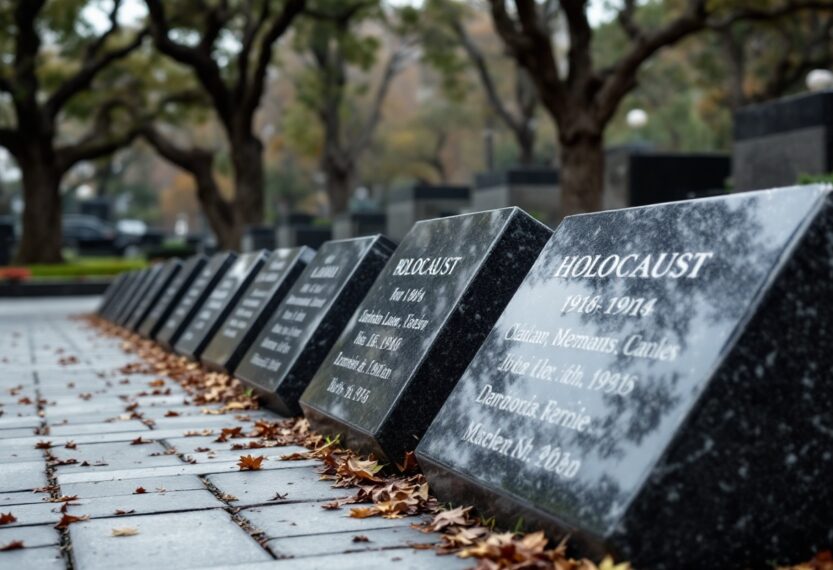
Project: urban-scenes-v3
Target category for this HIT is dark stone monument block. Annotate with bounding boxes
[473,167,561,227]
[101,270,140,322]
[417,185,833,569]
[125,259,183,332]
[604,146,729,210]
[109,267,156,325]
[300,209,551,461]
[174,251,267,360]
[97,272,130,317]
[138,255,207,339]
[734,91,833,191]
[201,247,316,373]
[332,212,387,240]
[386,184,470,241]
[115,264,164,327]
[236,235,396,416]
[156,252,237,350]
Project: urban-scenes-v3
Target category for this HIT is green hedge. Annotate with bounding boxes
[25,258,147,279]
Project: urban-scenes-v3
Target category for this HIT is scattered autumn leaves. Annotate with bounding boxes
[80,315,830,570]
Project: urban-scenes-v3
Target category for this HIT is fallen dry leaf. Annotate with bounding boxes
[130,437,152,445]
[0,512,17,525]
[0,540,24,551]
[114,509,135,516]
[349,507,379,519]
[55,514,89,529]
[133,487,146,494]
[35,440,52,450]
[352,535,370,543]
[111,527,139,537]
[64,441,77,450]
[237,455,265,471]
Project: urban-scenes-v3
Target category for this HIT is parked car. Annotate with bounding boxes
[62,214,123,257]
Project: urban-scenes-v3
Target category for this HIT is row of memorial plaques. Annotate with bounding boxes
[97,188,833,570]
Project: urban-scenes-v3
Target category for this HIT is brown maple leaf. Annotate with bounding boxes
[0,512,17,525]
[148,379,165,387]
[0,540,24,551]
[214,426,244,443]
[427,506,473,532]
[35,440,52,450]
[133,487,147,494]
[64,441,77,450]
[164,410,180,417]
[237,455,265,471]
[130,437,151,445]
[55,514,89,529]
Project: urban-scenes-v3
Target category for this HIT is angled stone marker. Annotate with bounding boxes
[112,267,157,325]
[174,251,268,360]
[97,272,129,317]
[139,255,208,340]
[101,270,140,322]
[95,271,130,318]
[300,209,551,461]
[235,235,396,416]
[416,185,833,570]
[116,263,165,327]
[125,259,183,332]
[156,252,237,350]
[201,247,316,374]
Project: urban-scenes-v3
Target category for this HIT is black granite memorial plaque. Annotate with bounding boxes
[300,209,551,461]
[201,247,316,374]
[139,255,208,340]
[111,267,156,325]
[102,270,141,322]
[156,252,237,350]
[174,251,267,359]
[236,236,396,416]
[416,185,833,569]
[97,272,130,317]
[125,259,183,332]
[116,264,164,327]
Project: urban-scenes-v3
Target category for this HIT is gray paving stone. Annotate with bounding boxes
[48,420,149,437]
[0,447,44,462]
[0,461,46,493]
[0,500,62,527]
[0,427,39,438]
[207,469,354,507]
[58,456,313,486]
[267,525,434,558]
[240,502,419,539]
[209,548,468,570]
[61,475,206,499]
[67,488,223,519]
[51,440,184,474]
[0,523,60,547]
[0,491,50,507]
[0,545,64,569]
[69,510,272,570]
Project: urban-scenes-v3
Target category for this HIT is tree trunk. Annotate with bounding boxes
[194,169,240,251]
[558,133,605,218]
[325,158,353,215]
[516,125,536,166]
[231,135,265,229]
[15,156,64,264]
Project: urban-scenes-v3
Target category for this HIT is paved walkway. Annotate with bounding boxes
[0,298,466,569]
